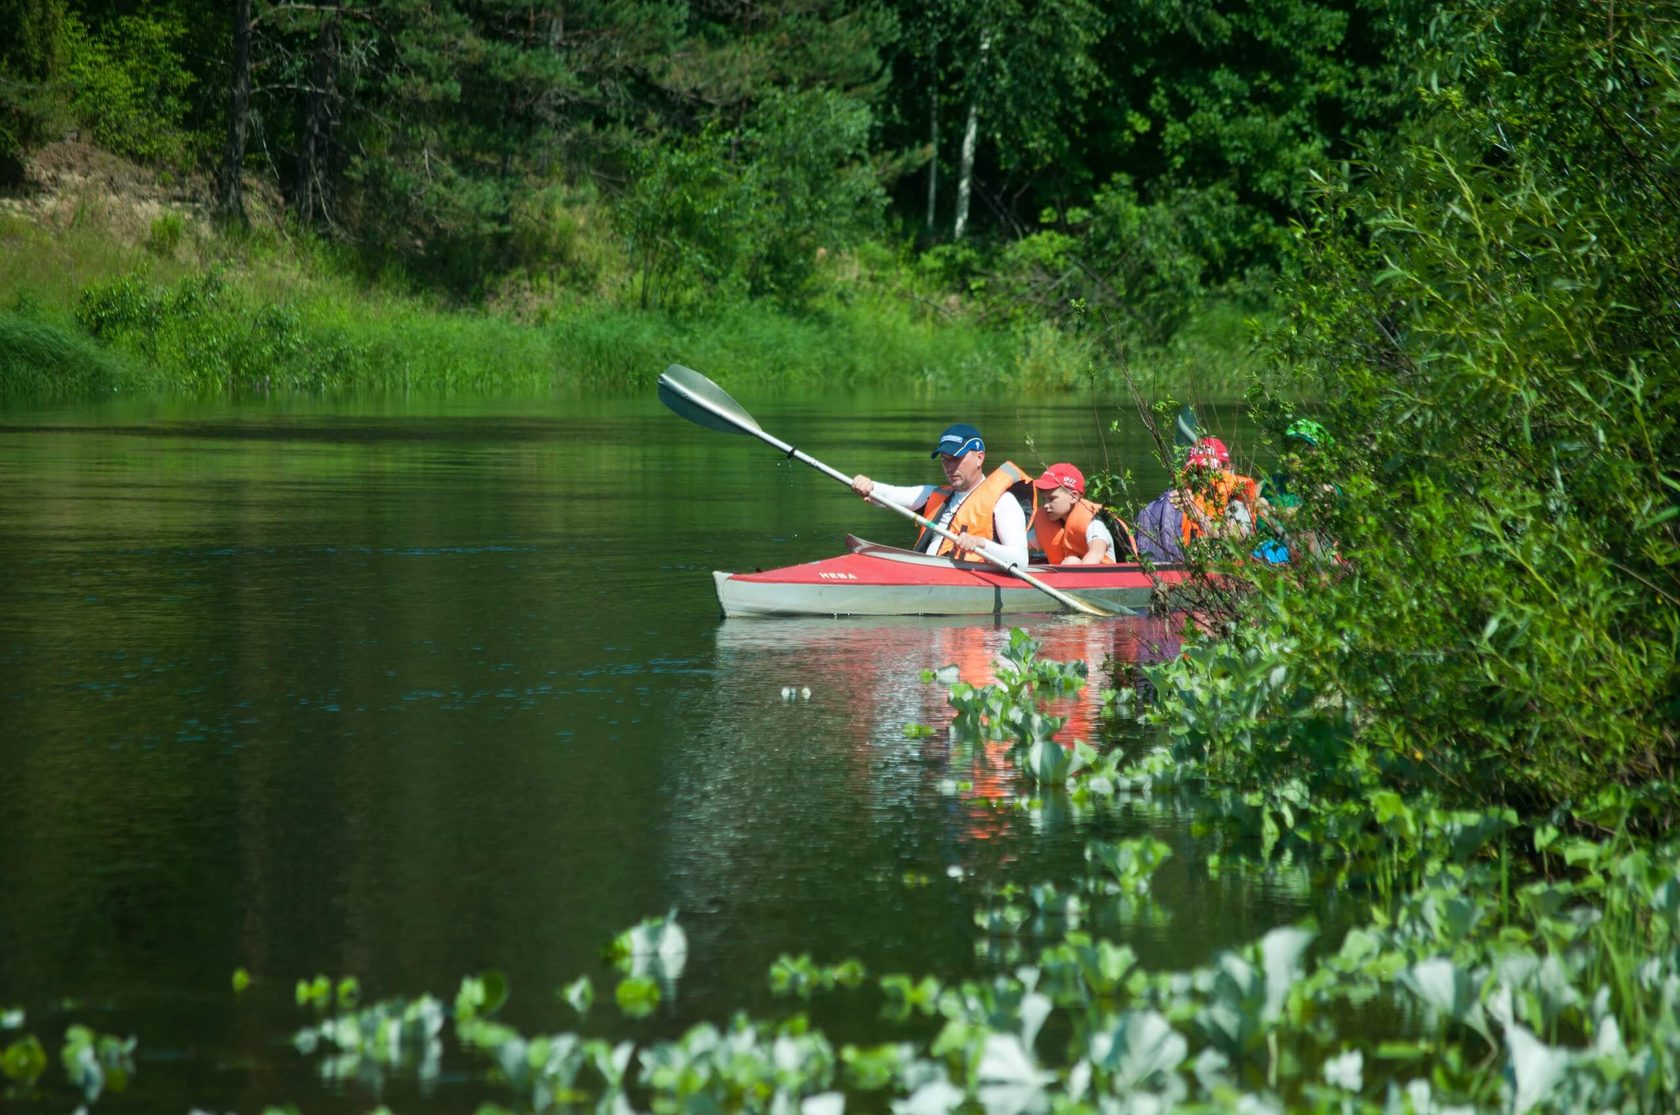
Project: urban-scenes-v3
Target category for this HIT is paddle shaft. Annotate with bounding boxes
[659,367,1115,617]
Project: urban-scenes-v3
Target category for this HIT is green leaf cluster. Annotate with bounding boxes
[1155,0,1679,816]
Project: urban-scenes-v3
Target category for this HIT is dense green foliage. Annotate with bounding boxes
[0,0,1408,319]
[1153,0,1677,816]
[0,0,63,176]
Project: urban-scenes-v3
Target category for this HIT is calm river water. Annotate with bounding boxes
[0,389,1323,1112]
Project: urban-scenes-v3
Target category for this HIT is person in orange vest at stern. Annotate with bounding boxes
[850,423,1032,567]
[1134,436,1260,562]
[1029,463,1134,564]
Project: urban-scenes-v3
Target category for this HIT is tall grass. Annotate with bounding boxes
[0,311,143,400]
[0,207,1262,403]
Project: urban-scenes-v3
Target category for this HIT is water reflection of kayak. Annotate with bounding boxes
[713,536,1194,618]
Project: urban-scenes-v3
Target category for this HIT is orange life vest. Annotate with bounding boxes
[916,461,1031,562]
[1181,471,1260,545]
[1032,497,1124,565]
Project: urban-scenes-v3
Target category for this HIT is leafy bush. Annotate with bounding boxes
[61,11,196,166]
[621,88,888,309]
[1151,0,1680,818]
[143,213,185,258]
[76,273,367,394]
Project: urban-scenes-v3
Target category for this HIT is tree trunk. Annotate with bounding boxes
[924,42,938,233]
[953,31,989,241]
[295,1,344,229]
[217,0,252,225]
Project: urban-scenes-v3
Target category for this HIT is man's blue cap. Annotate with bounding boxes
[931,423,985,458]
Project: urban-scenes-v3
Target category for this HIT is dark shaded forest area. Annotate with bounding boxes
[1,0,1409,334]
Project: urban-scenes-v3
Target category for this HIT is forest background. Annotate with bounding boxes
[2,4,1679,1108]
[0,0,1675,815]
[0,0,1414,397]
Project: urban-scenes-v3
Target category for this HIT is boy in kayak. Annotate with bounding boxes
[1029,463,1131,564]
[850,423,1032,567]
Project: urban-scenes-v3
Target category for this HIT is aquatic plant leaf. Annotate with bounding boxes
[1190,1047,1230,1094]
[1322,1048,1363,1092]
[891,1075,964,1115]
[1653,877,1680,930]
[455,972,509,1021]
[615,910,689,982]
[1026,738,1074,783]
[1492,951,1539,993]
[1486,984,1515,1030]
[1592,1012,1625,1060]
[563,976,594,1016]
[1195,1000,1248,1056]
[1401,959,1489,1041]
[1,1034,47,1085]
[1423,896,1481,942]
[1369,790,1415,840]
[60,1028,105,1101]
[615,976,661,1018]
[1090,1010,1188,1093]
[803,1092,845,1115]
[1020,992,1052,1049]
[1260,927,1314,1022]
[979,1033,1052,1085]
[1334,928,1380,967]
[1558,839,1605,869]
[976,1034,1054,1115]
[590,1038,635,1087]
[1505,1024,1572,1114]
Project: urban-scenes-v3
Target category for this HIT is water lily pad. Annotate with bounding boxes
[1,1034,47,1085]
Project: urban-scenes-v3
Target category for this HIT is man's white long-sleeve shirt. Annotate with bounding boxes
[868,481,1030,568]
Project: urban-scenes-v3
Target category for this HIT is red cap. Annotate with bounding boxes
[1032,463,1085,495]
[1186,437,1230,469]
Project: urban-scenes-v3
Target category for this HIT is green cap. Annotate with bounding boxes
[1286,419,1329,448]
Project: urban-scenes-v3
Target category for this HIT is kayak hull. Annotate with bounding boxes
[713,538,1189,618]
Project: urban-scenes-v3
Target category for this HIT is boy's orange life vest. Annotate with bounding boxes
[1182,470,1259,545]
[916,461,1031,562]
[1033,497,1122,564]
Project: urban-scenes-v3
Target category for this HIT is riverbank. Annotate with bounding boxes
[0,143,1264,404]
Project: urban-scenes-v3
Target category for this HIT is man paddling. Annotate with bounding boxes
[850,423,1032,567]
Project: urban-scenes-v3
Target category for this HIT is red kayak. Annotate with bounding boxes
[713,537,1192,617]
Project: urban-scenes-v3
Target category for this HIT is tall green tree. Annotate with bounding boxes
[889,0,1107,238]
[0,0,66,179]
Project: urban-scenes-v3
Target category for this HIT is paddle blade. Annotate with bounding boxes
[658,364,762,436]
[1174,404,1200,448]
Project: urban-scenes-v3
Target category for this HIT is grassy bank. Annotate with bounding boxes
[0,207,1264,404]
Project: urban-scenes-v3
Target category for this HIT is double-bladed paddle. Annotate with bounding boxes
[657,364,1120,618]
[1175,403,1200,448]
